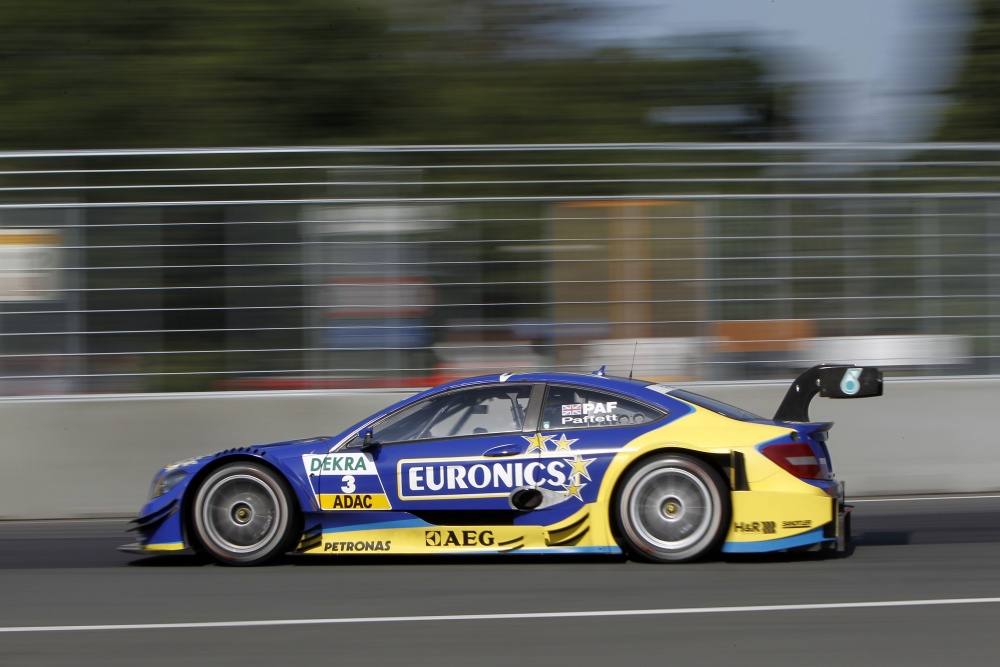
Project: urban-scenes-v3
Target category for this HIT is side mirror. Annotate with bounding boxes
[360,427,380,452]
[346,427,379,451]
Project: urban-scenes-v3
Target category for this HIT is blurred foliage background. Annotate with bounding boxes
[0,0,796,149]
[2,1,1000,394]
[937,0,1000,140]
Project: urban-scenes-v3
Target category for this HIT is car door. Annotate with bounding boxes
[347,383,543,519]
[522,382,670,522]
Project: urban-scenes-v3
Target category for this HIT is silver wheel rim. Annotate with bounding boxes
[199,473,281,554]
[627,466,715,552]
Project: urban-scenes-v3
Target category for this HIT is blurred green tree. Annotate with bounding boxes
[0,0,397,148]
[0,0,787,149]
[935,0,1000,140]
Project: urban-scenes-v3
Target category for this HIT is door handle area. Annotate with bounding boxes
[483,444,522,457]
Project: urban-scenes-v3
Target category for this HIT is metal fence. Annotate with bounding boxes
[1,143,999,395]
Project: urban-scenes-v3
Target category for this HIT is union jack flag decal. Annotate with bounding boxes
[562,404,582,416]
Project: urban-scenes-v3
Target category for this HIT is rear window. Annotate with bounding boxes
[662,388,764,422]
[541,384,665,431]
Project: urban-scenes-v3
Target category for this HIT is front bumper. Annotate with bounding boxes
[121,496,190,554]
[118,542,194,555]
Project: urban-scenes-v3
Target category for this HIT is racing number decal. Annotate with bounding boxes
[341,475,356,494]
[302,453,392,510]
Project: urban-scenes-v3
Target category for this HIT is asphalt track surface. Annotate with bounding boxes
[2,497,1000,666]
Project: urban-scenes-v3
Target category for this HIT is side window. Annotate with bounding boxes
[373,384,532,443]
[541,385,665,431]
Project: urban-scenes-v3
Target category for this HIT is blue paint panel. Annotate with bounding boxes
[515,546,622,555]
[721,528,831,553]
[331,474,385,495]
[397,455,615,505]
[135,506,186,548]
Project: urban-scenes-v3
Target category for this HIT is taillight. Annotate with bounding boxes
[761,443,826,480]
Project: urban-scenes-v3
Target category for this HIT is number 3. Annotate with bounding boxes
[341,475,356,493]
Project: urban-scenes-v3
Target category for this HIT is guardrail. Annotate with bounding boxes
[1,143,999,395]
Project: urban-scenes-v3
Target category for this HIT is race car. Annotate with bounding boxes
[122,364,882,565]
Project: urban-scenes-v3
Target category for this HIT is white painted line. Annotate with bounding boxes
[851,495,1000,503]
[3,597,1000,634]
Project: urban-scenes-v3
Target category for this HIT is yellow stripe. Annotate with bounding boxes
[139,542,185,552]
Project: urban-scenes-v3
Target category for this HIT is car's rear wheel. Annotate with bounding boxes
[615,454,729,563]
[192,462,296,566]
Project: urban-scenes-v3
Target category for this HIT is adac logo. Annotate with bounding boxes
[425,529,495,547]
[327,494,374,509]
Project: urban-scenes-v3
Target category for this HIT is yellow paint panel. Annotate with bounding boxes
[306,525,543,555]
[726,491,834,543]
[587,405,831,547]
[303,507,619,555]
[595,407,789,508]
[630,407,789,451]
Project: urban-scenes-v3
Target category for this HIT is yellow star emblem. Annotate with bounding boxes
[551,433,578,452]
[522,433,553,454]
[563,479,586,500]
[568,454,596,481]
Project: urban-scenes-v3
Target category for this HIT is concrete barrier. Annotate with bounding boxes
[1,378,997,519]
[683,377,1000,498]
[0,390,410,519]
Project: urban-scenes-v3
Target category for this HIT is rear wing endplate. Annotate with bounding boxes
[773,364,883,422]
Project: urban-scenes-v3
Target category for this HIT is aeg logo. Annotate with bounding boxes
[425,530,495,547]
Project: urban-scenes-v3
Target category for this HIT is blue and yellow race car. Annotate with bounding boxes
[123,364,882,565]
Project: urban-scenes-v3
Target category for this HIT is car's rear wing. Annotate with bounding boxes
[773,364,883,422]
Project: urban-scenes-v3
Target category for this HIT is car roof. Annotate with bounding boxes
[429,371,653,395]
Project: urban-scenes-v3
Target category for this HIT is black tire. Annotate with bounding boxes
[191,461,296,566]
[615,454,729,563]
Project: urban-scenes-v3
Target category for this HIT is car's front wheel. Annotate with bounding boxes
[615,454,729,562]
[192,462,296,565]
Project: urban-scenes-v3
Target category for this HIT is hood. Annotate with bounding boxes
[212,435,336,456]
